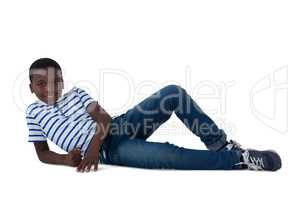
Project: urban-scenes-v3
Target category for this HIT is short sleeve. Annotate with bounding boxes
[26,107,47,142]
[74,87,96,109]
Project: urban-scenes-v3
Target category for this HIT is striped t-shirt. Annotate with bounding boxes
[26,87,97,155]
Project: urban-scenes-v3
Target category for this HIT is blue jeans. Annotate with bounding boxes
[99,84,240,170]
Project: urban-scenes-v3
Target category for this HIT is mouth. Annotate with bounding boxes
[41,94,60,103]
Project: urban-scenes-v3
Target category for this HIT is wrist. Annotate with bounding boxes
[62,154,71,166]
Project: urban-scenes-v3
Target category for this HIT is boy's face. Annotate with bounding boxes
[29,67,64,105]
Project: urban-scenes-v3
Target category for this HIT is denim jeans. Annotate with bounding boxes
[99,84,240,170]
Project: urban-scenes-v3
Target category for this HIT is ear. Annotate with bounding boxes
[29,83,33,93]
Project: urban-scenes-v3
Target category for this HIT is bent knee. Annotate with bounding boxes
[162,84,185,95]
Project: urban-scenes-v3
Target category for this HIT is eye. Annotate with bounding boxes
[37,81,47,87]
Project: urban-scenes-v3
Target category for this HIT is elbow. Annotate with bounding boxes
[89,103,112,122]
[37,154,45,163]
[36,152,48,164]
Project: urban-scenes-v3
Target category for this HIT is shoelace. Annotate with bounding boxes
[249,155,265,169]
[235,150,265,170]
[227,140,242,150]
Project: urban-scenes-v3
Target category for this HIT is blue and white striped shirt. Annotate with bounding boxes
[26,87,97,155]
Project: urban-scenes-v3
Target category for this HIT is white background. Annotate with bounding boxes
[0,0,298,199]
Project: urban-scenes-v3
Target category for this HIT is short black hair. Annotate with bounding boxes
[29,58,62,82]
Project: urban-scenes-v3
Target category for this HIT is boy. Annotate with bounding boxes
[26,58,282,172]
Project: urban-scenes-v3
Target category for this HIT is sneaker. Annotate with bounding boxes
[236,149,282,171]
[218,140,244,152]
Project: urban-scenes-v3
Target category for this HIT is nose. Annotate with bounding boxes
[45,83,58,96]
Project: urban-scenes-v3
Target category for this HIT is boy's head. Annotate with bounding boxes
[29,58,64,105]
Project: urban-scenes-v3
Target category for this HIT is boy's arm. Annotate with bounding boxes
[34,141,82,167]
[86,101,112,138]
[76,102,112,172]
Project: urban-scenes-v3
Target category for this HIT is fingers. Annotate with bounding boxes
[77,159,93,172]
[70,148,82,158]
[74,149,82,157]
[86,161,92,172]
[94,162,98,171]
[72,148,81,153]
[76,159,98,173]
[77,160,85,172]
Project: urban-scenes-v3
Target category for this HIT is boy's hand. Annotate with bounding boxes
[76,123,108,173]
[77,126,102,173]
[66,148,83,167]
[76,145,99,172]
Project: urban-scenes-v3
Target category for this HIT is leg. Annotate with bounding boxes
[106,136,240,170]
[124,84,227,150]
